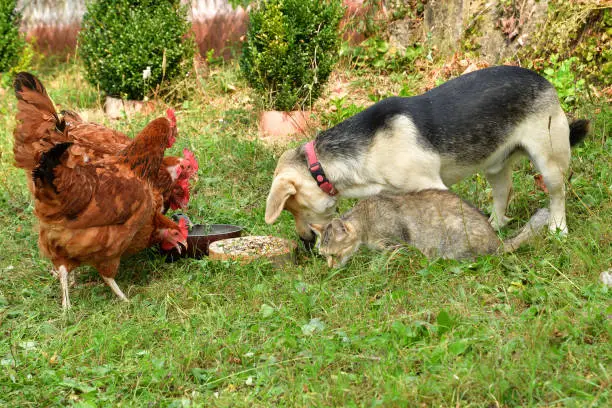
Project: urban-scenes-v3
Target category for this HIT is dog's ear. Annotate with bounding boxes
[265,176,297,224]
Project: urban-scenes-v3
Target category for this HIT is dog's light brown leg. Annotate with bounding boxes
[539,165,568,234]
[521,112,571,235]
[486,166,513,230]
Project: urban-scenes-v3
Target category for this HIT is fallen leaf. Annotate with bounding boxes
[534,174,548,193]
[301,318,325,336]
[260,304,275,318]
[462,63,478,75]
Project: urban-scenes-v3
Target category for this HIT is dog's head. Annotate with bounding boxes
[265,150,338,248]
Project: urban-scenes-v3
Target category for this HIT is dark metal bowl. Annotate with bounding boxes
[164,223,243,261]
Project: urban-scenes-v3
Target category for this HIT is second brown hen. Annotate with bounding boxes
[31,118,187,309]
[13,72,198,212]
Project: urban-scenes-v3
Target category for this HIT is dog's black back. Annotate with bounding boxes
[316,66,554,162]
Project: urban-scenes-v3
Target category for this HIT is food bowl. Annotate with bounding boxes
[208,235,296,266]
[164,223,243,261]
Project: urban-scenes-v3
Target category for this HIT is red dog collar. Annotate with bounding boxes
[304,140,337,196]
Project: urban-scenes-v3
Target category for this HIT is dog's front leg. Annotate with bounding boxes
[486,166,513,230]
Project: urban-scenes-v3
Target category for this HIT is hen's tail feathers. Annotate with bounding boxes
[32,142,73,193]
[14,72,62,126]
[502,208,550,253]
[13,72,68,171]
[569,119,589,147]
[14,72,50,101]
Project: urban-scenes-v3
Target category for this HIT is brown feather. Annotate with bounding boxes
[118,118,172,181]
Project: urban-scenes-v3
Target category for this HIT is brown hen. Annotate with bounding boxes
[30,119,187,309]
[13,72,198,212]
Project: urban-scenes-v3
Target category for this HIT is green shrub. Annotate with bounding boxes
[79,0,195,100]
[240,0,343,111]
[0,0,24,73]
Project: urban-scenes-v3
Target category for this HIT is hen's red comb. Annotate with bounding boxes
[182,148,199,171]
[178,217,188,238]
[181,183,190,205]
[166,109,176,127]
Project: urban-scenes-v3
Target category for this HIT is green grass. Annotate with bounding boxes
[0,60,610,407]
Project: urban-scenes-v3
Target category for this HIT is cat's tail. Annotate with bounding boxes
[501,208,550,253]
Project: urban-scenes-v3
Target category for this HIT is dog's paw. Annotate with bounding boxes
[489,214,512,230]
[548,220,568,236]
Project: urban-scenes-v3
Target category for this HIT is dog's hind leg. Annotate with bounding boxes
[522,113,571,234]
[533,157,569,234]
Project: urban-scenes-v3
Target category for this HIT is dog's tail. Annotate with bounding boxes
[501,208,550,253]
[569,119,589,146]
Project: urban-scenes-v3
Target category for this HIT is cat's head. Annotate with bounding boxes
[310,219,360,268]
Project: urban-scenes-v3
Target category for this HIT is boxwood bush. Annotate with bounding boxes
[240,0,343,111]
[79,0,195,100]
[0,0,24,73]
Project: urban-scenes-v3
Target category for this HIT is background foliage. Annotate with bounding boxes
[79,0,195,100]
[0,0,24,73]
[516,2,611,90]
[239,0,343,111]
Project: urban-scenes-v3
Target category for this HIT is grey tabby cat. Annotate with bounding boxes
[311,190,549,267]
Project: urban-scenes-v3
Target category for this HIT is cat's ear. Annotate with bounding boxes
[309,223,324,237]
[331,219,353,238]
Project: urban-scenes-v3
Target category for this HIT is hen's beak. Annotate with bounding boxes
[175,240,188,254]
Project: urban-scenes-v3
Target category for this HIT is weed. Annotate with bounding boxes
[340,37,424,74]
[542,56,586,111]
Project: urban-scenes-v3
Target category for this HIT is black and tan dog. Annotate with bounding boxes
[265,66,589,247]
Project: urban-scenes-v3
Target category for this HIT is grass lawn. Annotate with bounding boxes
[0,59,610,407]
